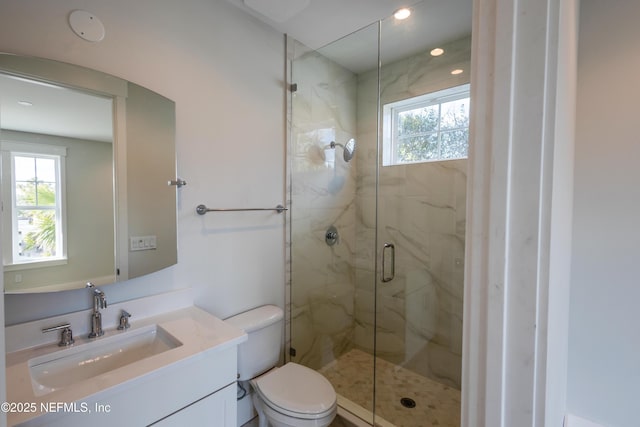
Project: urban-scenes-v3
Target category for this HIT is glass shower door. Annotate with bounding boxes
[372,4,470,425]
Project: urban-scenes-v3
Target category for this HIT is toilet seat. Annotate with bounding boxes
[253,362,336,419]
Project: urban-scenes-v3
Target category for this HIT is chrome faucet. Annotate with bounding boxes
[87,282,107,338]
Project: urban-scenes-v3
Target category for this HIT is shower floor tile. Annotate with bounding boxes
[320,349,460,427]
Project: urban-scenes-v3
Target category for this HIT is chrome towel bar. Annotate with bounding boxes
[196,204,287,215]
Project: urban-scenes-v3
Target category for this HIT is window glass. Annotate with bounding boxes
[383,84,470,166]
[1,144,66,266]
[17,209,58,259]
[13,154,61,262]
[15,156,57,207]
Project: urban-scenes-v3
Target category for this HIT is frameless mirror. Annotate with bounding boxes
[0,53,177,293]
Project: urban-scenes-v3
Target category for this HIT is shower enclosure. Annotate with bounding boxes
[286,2,471,425]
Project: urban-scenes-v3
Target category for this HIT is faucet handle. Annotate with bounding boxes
[42,323,75,347]
[118,310,131,330]
[88,282,107,309]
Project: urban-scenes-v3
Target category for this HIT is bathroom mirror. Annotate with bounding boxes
[0,53,177,293]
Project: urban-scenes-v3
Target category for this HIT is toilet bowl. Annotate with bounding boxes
[251,363,336,427]
[225,305,337,427]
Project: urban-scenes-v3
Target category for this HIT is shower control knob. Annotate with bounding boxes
[325,226,339,246]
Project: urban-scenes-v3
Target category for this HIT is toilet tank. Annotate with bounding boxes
[224,305,283,381]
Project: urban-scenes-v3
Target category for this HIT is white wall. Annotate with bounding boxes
[0,0,285,323]
[568,1,640,425]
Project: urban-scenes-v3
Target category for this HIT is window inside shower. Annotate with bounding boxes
[382,84,470,166]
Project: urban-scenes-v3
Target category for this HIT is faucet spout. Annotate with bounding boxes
[94,289,107,310]
[87,282,106,338]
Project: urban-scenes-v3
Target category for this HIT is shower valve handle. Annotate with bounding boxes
[325,226,338,246]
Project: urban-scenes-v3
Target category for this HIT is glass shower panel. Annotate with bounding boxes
[373,2,471,425]
[288,2,471,425]
[287,23,380,422]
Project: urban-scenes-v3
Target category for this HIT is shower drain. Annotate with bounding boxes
[400,397,416,408]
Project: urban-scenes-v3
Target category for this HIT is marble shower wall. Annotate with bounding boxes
[355,37,471,388]
[288,40,359,370]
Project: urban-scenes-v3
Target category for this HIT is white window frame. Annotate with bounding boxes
[1,141,67,270]
[382,83,470,166]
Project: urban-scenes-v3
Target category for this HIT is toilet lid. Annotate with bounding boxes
[255,362,336,417]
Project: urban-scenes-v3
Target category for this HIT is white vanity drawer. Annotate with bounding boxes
[150,383,237,427]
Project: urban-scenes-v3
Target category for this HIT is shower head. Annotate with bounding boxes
[328,138,356,162]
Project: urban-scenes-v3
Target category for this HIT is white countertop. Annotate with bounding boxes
[5,305,247,426]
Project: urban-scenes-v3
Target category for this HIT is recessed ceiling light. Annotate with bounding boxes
[451,69,464,75]
[17,100,33,107]
[430,48,445,57]
[394,8,411,20]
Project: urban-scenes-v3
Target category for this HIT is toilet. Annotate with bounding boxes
[225,305,337,427]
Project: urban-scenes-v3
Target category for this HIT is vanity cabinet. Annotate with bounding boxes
[6,304,246,427]
[14,346,238,427]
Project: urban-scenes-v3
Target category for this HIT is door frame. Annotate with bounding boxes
[462,0,578,425]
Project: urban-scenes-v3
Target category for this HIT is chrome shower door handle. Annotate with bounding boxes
[382,243,395,283]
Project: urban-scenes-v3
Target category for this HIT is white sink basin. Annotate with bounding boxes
[28,324,182,396]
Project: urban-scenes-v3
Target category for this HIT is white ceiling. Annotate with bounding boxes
[0,73,113,143]
[226,0,413,50]
[226,0,473,73]
[322,0,472,73]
